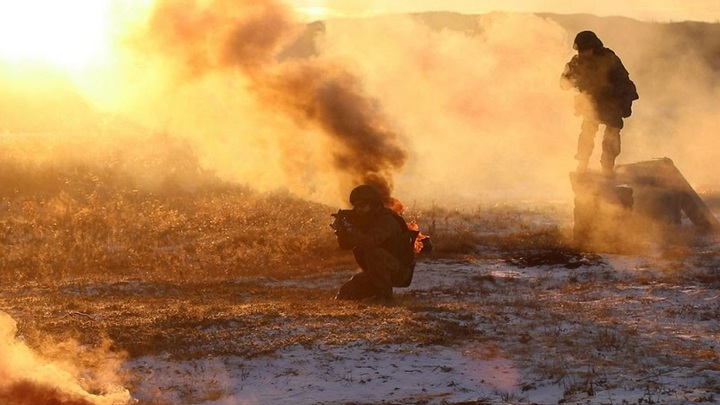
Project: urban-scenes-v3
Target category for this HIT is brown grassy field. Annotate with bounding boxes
[0,146,548,351]
[1,148,719,404]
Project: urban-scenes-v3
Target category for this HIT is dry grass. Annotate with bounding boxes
[4,278,490,362]
[0,149,347,284]
[0,147,581,285]
[0,151,719,403]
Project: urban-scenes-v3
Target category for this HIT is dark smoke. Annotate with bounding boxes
[263,62,407,201]
[0,381,95,405]
[143,0,407,202]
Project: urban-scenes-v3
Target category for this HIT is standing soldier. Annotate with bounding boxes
[561,30,639,177]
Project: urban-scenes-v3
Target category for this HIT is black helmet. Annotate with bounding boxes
[349,184,382,207]
[573,30,603,51]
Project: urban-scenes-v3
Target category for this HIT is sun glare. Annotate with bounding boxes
[297,6,330,21]
[0,0,116,71]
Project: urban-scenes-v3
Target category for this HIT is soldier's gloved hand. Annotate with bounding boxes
[332,219,351,235]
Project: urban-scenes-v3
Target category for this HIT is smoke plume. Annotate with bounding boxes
[0,311,131,405]
[135,0,407,202]
[109,3,573,205]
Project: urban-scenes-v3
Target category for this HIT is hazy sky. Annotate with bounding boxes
[3,0,720,204]
[284,0,720,23]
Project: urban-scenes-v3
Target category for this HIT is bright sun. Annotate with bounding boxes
[297,6,330,21]
[0,0,116,71]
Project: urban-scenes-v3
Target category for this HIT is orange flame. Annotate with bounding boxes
[387,197,430,253]
[407,220,430,253]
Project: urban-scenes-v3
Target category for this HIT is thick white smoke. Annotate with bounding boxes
[317,13,577,204]
[0,311,131,405]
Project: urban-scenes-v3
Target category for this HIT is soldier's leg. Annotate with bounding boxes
[575,118,599,171]
[363,248,400,299]
[335,272,375,300]
[601,125,621,176]
[352,248,367,271]
[336,249,374,300]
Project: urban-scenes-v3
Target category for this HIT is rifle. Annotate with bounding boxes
[330,209,356,232]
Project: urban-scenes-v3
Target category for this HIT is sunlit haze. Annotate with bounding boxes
[285,0,720,23]
[1,3,719,404]
[0,1,111,70]
[2,0,720,206]
[2,1,715,71]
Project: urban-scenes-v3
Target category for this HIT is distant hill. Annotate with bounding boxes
[541,12,720,72]
[282,12,720,79]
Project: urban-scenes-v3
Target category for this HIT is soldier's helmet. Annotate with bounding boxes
[573,30,603,51]
[349,184,382,207]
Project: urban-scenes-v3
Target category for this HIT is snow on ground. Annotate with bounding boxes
[126,251,720,405]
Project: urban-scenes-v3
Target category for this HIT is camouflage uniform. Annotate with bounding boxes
[335,205,412,301]
[561,31,638,175]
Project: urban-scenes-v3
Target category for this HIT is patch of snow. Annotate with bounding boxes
[124,256,720,404]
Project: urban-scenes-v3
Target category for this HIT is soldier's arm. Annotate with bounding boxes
[608,54,635,98]
[335,227,355,250]
[560,56,579,90]
[349,214,397,249]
